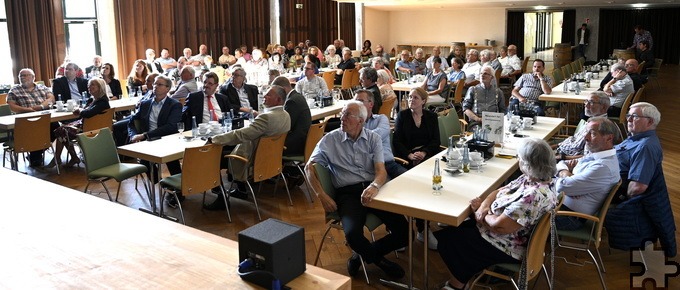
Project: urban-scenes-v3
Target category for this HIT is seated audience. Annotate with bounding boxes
[462,66,506,126]
[145,48,164,74]
[556,92,611,160]
[510,59,554,116]
[372,57,394,84]
[602,63,634,118]
[361,40,372,58]
[170,66,199,100]
[447,57,466,83]
[325,44,341,68]
[219,67,259,115]
[305,101,408,279]
[334,48,356,85]
[127,59,150,96]
[420,57,448,104]
[295,62,328,99]
[52,62,88,103]
[393,87,440,168]
[359,67,383,114]
[636,40,654,74]
[412,48,427,75]
[101,63,123,100]
[435,138,558,290]
[554,117,621,230]
[426,46,449,71]
[50,78,111,168]
[271,76,311,157]
[462,49,481,87]
[395,50,416,75]
[605,102,676,257]
[85,55,103,79]
[377,70,397,104]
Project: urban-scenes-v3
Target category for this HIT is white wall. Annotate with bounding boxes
[364,8,507,54]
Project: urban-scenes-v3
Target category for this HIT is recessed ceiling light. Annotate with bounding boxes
[632,3,649,7]
[535,6,548,9]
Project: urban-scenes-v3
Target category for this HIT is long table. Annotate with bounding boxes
[0,167,350,289]
[391,80,422,92]
[367,116,565,289]
[0,97,140,130]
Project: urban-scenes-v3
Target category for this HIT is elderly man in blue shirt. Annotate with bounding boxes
[395,50,416,75]
[305,101,408,279]
[554,117,621,230]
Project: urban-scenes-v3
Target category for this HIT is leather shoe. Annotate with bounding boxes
[347,253,361,277]
[375,258,405,279]
[204,195,230,211]
[229,189,248,200]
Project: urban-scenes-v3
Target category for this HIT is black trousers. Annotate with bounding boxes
[336,182,409,264]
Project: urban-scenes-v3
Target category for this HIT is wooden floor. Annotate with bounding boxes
[7,65,679,289]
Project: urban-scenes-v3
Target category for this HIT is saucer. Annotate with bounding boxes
[443,167,461,174]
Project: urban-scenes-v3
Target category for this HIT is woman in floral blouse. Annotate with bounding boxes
[434,138,558,290]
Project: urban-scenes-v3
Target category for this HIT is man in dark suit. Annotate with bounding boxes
[52,62,88,102]
[271,76,311,157]
[576,23,590,60]
[127,75,182,206]
[219,67,259,115]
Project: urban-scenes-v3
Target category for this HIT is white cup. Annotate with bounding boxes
[307,98,315,108]
[55,101,64,111]
[66,100,75,111]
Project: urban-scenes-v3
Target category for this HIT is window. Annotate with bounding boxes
[0,5,13,85]
[63,0,100,68]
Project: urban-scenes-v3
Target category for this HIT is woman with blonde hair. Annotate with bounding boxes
[48,78,111,168]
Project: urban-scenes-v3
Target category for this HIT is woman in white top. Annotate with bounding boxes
[325,45,341,68]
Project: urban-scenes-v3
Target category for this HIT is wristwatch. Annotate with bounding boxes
[369,182,380,190]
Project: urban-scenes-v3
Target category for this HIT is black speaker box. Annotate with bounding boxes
[238,218,306,288]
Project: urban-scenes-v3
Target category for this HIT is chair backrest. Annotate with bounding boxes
[438,109,464,146]
[570,62,579,74]
[181,144,223,195]
[524,211,553,282]
[577,57,585,70]
[552,68,564,85]
[0,104,10,116]
[322,71,335,91]
[0,93,7,105]
[14,114,51,153]
[521,57,531,74]
[350,67,361,88]
[379,96,396,118]
[593,180,622,248]
[632,85,645,104]
[340,69,355,90]
[618,92,635,125]
[77,128,120,175]
[82,108,115,132]
[452,79,465,104]
[252,133,288,182]
[303,122,326,162]
[564,63,573,77]
[636,61,646,74]
[312,162,335,197]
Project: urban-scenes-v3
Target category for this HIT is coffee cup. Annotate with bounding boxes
[55,100,64,111]
[66,100,75,112]
[307,98,315,108]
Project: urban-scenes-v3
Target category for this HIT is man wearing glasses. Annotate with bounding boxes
[555,91,610,161]
[605,102,676,257]
[294,62,328,99]
[305,101,408,279]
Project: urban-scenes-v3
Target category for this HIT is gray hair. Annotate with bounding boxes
[468,49,479,56]
[480,49,491,59]
[630,102,661,126]
[360,67,378,82]
[588,116,623,145]
[480,65,498,89]
[155,75,172,87]
[180,65,196,78]
[590,91,611,107]
[232,67,246,77]
[376,70,391,85]
[610,63,625,73]
[415,48,424,55]
[268,85,288,103]
[88,78,108,99]
[271,76,292,89]
[517,138,556,181]
[354,89,374,104]
[346,100,368,122]
[372,57,385,66]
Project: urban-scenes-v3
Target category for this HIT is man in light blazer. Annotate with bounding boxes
[205,85,291,210]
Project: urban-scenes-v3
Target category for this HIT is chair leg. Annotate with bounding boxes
[115,181,123,202]
[246,181,262,221]
[358,253,370,284]
[219,186,232,222]
[279,172,293,206]
[296,165,314,203]
[173,191,186,225]
[98,180,113,201]
[314,223,334,266]
[587,249,608,290]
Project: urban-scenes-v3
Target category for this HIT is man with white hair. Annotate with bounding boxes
[603,63,634,117]
[498,45,522,78]
[170,66,199,100]
[606,102,676,258]
[462,49,482,87]
[85,55,103,79]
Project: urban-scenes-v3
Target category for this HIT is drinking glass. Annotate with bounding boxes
[177,123,185,139]
[471,153,484,173]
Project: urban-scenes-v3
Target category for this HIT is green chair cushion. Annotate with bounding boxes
[159,173,182,190]
[89,163,147,182]
[556,219,596,242]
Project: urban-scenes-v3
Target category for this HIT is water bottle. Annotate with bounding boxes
[191,116,198,137]
[81,91,88,108]
[462,143,470,173]
[57,94,62,102]
[563,80,568,93]
[575,81,581,95]
[223,111,232,132]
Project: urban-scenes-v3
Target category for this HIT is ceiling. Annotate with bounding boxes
[332,0,679,11]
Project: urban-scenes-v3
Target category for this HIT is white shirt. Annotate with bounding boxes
[462,61,482,83]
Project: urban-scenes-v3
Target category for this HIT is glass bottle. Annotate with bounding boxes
[432,158,442,195]
[462,143,470,173]
[191,116,198,137]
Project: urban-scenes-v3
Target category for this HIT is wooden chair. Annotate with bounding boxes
[82,108,115,132]
[5,114,57,174]
[562,64,573,80]
[577,57,585,71]
[311,162,392,284]
[378,95,396,119]
[636,61,646,75]
[120,78,129,99]
[450,78,466,110]
[470,210,555,290]
[521,57,531,74]
[631,85,645,104]
[494,68,502,87]
[225,133,291,221]
[350,68,361,88]
[321,71,335,92]
[77,128,149,202]
[338,68,355,93]
[0,105,11,166]
[610,92,635,134]
[282,122,327,203]
[555,180,622,290]
[0,93,7,105]
[159,144,230,224]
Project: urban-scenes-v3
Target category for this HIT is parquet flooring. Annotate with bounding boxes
[7,65,679,289]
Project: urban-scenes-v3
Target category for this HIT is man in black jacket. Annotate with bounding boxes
[271,76,311,157]
[218,67,259,115]
[52,62,88,103]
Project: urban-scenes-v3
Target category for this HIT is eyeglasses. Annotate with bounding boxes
[625,113,652,120]
[583,100,600,105]
[339,112,360,120]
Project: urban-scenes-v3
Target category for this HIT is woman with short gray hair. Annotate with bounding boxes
[434,137,557,290]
